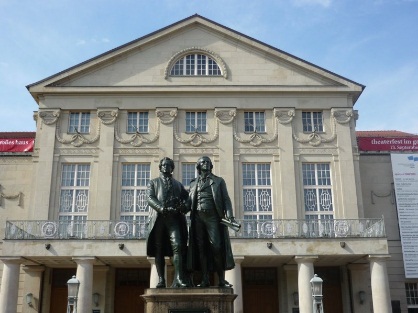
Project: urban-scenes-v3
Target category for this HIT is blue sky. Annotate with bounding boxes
[1,0,418,133]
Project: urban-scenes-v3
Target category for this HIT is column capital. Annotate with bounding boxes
[0,257,24,265]
[294,255,318,264]
[368,254,391,261]
[234,256,245,264]
[72,256,96,265]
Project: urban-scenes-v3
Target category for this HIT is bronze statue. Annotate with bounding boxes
[187,156,239,287]
[147,157,189,288]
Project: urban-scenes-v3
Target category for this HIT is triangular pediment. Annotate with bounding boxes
[27,15,364,100]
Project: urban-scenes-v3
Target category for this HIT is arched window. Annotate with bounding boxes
[170,54,221,76]
[165,48,227,79]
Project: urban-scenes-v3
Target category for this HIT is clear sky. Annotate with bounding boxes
[1,0,417,133]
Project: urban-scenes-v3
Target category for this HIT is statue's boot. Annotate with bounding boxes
[197,272,210,287]
[155,253,166,288]
[218,270,233,288]
[171,253,187,288]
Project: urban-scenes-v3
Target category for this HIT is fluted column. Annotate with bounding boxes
[225,256,244,313]
[295,256,317,313]
[147,257,159,288]
[369,255,392,313]
[0,257,23,313]
[74,257,95,313]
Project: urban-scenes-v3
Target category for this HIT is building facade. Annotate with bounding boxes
[0,15,395,313]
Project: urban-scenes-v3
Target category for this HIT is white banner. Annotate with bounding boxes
[391,153,418,278]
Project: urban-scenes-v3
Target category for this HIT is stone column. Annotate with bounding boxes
[22,265,45,313]
[369,255,392,313]
[147,257,159,288]
[295,256,317,313]
[0,257,22,313]
[225,256,244,313]
[74,257,95,313]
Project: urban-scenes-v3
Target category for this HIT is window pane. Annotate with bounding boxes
[244,112,254,132]
[185,55,194,75]
[121,163,151,220]
[170,54,221,76]
[303,163,333,219]
[242,163,272,217]
[196,112,206,132]
[182,163,196,186]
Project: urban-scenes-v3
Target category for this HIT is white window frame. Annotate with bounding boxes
[127,112,149,133]
[120,163,151,237]
[302,163,334,219]
[68,112,90,134]
[185,111,207,133]
[406,283,418,307]
[302,111,324,133]
[170,54,222,76]
[181,163,196,188]
[244,111,266,133]
[59,164,90,238]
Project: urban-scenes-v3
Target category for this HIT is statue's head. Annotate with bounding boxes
[196,156,213,174]
[159,157,175,174]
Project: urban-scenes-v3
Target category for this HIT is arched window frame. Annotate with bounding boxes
[165,47,228,79]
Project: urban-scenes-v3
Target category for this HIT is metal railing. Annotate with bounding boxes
[4,218,385,240]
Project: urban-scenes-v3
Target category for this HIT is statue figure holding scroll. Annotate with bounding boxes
[147,157,189,288]
[187,156,240,287]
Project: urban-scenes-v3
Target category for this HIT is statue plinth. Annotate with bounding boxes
[141,287,237,313]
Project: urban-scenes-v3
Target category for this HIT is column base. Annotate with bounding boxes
[141,287,237,313]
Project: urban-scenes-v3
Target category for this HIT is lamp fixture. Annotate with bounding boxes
[45,243,51,250]
[118,243,124,250]
[339,241,346,248]
[292,291,299,306]
[359,290,366,304]
[67,275,80,312]
[266,242,272,249]
[93,292,100,307]
[26,292,33,307]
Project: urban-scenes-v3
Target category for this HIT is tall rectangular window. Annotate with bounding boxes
[182,163,196,187]
[59,164,90,238]
[303,163,333,220]
[120,163,151,237]
[242,163,272,237]
[244,112,265,133]
[68,112,90,133]
[127,112,149,133]
[186,112,207,133]
[406,283,418,306]
[302,111,323,132]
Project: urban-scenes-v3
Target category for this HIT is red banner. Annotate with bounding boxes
[358,137,418,151]
[0,138,34,152]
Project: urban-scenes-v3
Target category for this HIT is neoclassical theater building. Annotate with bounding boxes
[0,14,404,313]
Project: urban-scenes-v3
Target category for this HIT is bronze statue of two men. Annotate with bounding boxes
[146,156,239,288]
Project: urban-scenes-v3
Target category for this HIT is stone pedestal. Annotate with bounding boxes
[141,288,237,313]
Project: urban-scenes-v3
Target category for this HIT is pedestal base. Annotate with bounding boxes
[141,287,237,313]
